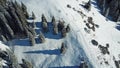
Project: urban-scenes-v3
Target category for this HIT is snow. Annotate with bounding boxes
[0,41,9,67]
[0,41,9,51]
[4,0,120,68]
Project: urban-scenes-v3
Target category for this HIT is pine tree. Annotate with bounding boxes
[60,42,66,54]
[42,21,48,33]
[51,16,57,27]
[58,20,65,31]
[117,14,120,22]
[113,9,119,21]
[29,32,35,46]
[52,16,55,23]
[104,7,110,18]
[61,28,66,38]
[32,12,36,19]
[41,14,47,22]
[32,21,36,28]
[31,27,36,37]
[22,59,33,68]
[102,0,106,13]
[39,31,45,43]
[66,24,70,33]
[53,26,58,35]
[21,2,27,12]
[0,35,7,42]
[84,0,91,11]
[21,2,29,18]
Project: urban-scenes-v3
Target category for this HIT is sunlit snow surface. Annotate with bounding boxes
[7,0,120,68]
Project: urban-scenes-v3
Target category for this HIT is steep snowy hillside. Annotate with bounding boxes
[3,0,119,68]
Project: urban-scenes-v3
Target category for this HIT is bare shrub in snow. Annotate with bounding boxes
[84,27,90,33]
[98,45,110,55]
[86,23,91,29]
[67,4,71,8]
[95,24,99,28]
[87,17,93,24]
[106,43,109,48]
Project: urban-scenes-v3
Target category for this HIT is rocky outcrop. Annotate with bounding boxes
[97,0,120,22]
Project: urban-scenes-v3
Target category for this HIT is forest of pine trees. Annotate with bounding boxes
[97,0,120,22]
[0,0,30,41]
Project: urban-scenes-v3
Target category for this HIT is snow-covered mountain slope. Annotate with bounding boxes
[6,0,120,68]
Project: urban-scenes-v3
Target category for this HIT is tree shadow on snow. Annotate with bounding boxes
[35,37,41,44]
[35,22,62,39]
[24,49,60,55]
[116,25,120,31]
[49,66,79,68]
[12,39,30,46]
[36,22,42,28]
